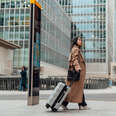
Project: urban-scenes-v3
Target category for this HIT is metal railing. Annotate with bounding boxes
[113,80,116,86]
[0,77,20,90]
[0,76,110,90]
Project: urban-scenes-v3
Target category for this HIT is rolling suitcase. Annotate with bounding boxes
[45,82,71,112]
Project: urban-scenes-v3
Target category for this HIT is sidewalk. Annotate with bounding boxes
[0,100,116,116]
[0,87,116,116]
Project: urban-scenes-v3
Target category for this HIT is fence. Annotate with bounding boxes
[0,77,20,90]
[113,79,116,86]
[0,76,110,90]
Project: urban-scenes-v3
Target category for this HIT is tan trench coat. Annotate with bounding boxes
[65,45,86,103]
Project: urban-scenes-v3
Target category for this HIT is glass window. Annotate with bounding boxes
[20,9,24,25]
[0,10,4,26]
[25,16,30,25]
[19,41,23,47]
[20,27,24,39]
[0,27,3,38]
[24,41,28,48]
[4,10,9,26]
[16,0,20,8]
[15,10,19,25]
[6,0,10,8]
[25,32,29,39]
[1,0,5,8]
[21,0,25,8]
[11,1,15,8]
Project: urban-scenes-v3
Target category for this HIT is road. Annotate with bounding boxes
[0,93,116,101]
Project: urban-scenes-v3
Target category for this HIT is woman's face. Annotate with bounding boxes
[77,37,82,46]
[22,67,24,71]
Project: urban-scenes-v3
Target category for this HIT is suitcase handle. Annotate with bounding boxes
[57,93,65,103]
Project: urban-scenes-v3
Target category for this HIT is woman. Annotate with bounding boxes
[20,66,27,91]
[62,36,88,110]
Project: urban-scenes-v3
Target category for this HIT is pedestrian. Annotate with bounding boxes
[62,36,89,110]
[19,77,23,91]
[20,66,27,91]
[108,73,112,88]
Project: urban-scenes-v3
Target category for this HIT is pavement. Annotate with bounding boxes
[0,86,116,116]
[0,86,116,101]
[0,100,116,116]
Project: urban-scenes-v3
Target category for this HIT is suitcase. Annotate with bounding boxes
[45,82,70,112]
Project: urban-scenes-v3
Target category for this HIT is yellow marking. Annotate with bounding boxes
[30,0,42,9]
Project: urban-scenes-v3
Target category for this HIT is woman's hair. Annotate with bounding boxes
[22,66,26,71]
[71,36,81,48]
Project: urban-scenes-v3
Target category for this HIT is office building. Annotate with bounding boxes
[107,0,116,79]
[58,0,108,77]
[0,0,71,76]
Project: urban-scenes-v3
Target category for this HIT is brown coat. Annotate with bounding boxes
[65,45,86,103]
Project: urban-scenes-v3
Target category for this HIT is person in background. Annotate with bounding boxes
[108,73,112,88]
[20,66,27,91]
[19,76,22,91]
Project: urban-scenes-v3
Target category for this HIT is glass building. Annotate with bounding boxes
[107,0,116,78]
[58,0,108,76]
[0,0,71,75]
[0,0,31,69]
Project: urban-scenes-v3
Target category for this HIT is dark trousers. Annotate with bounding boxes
[78,94,87,106]
[21,83,26,91]
[62,93,87,107]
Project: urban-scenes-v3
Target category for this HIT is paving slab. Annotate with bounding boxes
[0,100,116,116]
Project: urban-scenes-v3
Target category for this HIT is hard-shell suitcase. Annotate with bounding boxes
[45,82,70,112]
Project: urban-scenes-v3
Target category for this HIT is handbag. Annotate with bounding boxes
[67,67,80,81]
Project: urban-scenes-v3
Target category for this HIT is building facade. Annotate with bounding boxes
[0,0,31,69]
[0,0,71,76]
[107,0,116,79]
[0,38,20,75]
[58,0,108,77]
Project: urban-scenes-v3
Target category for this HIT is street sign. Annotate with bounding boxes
[28,0,41,105]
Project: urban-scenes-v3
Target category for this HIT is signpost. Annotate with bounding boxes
[28,0,41,105]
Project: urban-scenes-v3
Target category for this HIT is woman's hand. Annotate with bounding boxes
[75,66,81,72]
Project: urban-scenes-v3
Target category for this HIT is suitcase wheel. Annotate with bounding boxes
[45,103,50,109]
[52,108,57,112]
